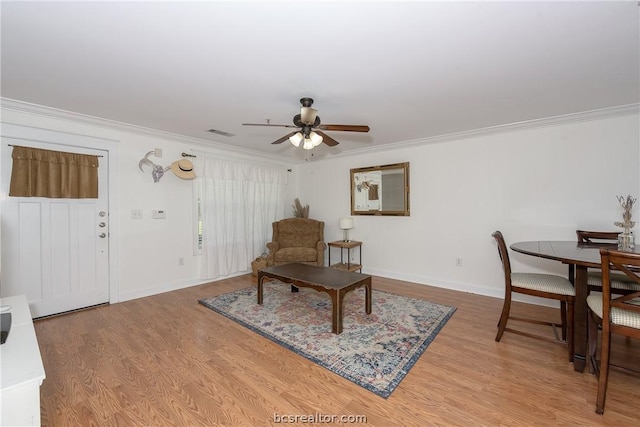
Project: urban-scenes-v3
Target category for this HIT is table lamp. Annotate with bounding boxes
[339,217,354,242]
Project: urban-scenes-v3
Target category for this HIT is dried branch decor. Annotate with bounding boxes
[615,194,636,229]
[292,198,309,218]
[615,194,637,251]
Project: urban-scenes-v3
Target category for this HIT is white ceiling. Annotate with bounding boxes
[1,1,638,161]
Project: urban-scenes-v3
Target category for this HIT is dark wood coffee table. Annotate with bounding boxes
[257,262,372,334]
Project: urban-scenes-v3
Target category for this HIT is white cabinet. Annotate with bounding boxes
[0,295,46,426]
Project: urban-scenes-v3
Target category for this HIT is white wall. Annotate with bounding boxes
[2,102,638,307]
[0,103,295,302]
[298,113,640,300]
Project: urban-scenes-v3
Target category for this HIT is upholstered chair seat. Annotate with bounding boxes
[587,295,640,329]
[587,271,640,292]
[512,273,576,295]
[272,247,319,264]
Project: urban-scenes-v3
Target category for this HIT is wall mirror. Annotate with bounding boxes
[350,162,410,216]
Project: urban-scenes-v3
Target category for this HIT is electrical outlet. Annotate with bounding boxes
[178,257,184,266]
[131,209,143,219]
[456,258,463,267]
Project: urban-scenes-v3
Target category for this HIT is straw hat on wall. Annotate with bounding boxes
[171,159,196,180]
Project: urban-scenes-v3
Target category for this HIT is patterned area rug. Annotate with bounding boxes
[199,281,456,398]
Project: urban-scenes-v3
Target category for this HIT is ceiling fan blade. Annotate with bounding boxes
[243,123,298,128]
[271,131,298,145]
[318,124,370,132]
[316,131,339,147]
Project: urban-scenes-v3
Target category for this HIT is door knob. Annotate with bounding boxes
[99,233,106,238]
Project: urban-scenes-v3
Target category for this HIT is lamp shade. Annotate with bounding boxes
[302,137,315,150]
[289,132,303,147]
[339,217,354,230]
[309,131,323,147]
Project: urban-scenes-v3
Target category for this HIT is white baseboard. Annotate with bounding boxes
[364,267,558,308]
[117,267,558,309]
[117,270,251,302]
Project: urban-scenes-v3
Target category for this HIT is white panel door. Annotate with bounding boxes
[1,138,109,318]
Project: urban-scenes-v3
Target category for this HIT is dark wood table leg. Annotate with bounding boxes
[331,291,342,334]
[257,273,265,304]
[567,263,575,285]
[573,265,588,372]
[332,280,372,334]
[365,279,372,314]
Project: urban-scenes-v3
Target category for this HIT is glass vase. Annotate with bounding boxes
[618,229,635,251]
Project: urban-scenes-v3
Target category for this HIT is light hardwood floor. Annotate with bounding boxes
[35,274,640,426]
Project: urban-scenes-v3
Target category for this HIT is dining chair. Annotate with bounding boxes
[576,230,621,244]
[492,231,576,361]
[586,248,640,414]
[576,230,640,295]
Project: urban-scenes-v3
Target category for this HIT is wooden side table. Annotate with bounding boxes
[328,240,362,272]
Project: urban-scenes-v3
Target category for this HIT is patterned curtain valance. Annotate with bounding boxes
[9,145,99,198]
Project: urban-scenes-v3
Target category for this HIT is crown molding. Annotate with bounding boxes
[328,103,640,160]
[0,97,291,163]
[2,98,637,164]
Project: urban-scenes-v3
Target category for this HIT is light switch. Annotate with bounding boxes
[152,209,166,219]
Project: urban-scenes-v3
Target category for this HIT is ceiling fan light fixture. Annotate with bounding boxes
[309,131,323,147]
[242,97,370,149]
[300,107,318,125]
[289,132,303,147]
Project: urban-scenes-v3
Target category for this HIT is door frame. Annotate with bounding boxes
[1,122,120,304]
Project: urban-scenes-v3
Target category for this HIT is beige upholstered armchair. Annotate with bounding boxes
[266,218,326,267]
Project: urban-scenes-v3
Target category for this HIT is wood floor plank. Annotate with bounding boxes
[35,273,640,426]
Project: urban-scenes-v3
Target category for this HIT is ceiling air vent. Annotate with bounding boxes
[207,129,235,137]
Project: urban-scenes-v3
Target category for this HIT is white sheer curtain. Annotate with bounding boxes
[194,155,288,279]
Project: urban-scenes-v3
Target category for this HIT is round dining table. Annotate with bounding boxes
[510,240,640,372]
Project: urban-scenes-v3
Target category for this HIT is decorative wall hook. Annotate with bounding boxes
[138,150,170,183]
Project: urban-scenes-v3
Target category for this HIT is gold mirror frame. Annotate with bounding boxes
[350,162,410,216]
